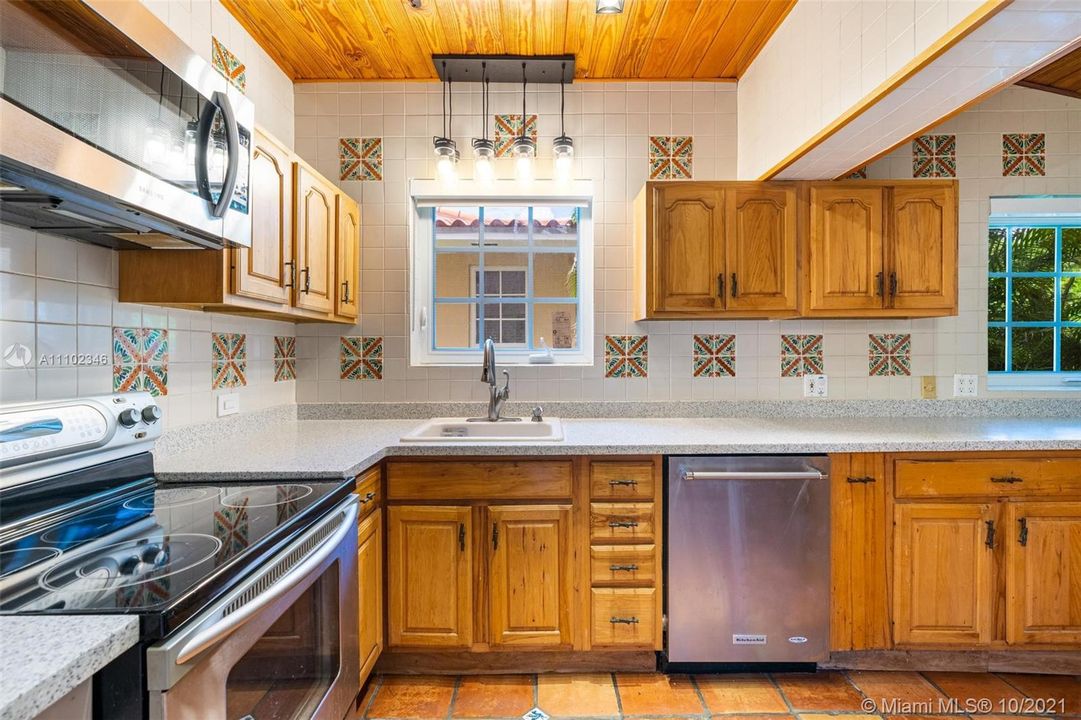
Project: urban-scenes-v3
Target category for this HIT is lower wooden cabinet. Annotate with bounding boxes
[357,508,383,683]
[590,588,657,647]
[387,505,473,648]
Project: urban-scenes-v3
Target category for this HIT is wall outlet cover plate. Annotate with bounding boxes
[953,374,978,397]
[217,393,240,417]
[803,374,828,398]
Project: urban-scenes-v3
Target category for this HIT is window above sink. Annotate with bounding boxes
[409,179,594,366]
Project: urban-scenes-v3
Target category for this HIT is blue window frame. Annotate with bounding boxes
[987,222,1081,373]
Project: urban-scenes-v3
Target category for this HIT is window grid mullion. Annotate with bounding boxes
[526,206,535,351]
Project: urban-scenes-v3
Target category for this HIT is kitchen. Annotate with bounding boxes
[0,0,1079,718]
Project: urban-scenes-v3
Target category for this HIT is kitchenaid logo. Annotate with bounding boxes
[3,344,108,368]
[731,634,767,645]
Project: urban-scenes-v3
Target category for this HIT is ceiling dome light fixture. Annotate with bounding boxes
[513,62,535,179]
[472,64,495,181]
[553,62,574,178]
[434,63,458,178]
[596,0,625,14]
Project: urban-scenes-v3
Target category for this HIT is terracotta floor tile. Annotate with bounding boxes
[615,673,705,716]
[772,672,865,711]
[923,673,1026,707]
[711,714,795,720]
[366,675,456,720]
[995,674,1081,715]
[800,714,879,720]
[848,671,946,712]
[452,675,535,718]
[355,677,382,719]
[696,674,789,713]
[537,673,619,718]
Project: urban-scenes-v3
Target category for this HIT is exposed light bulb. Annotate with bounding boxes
[555,154,573,179]
[433,136,458,180]
[437,154,457,179]
[516,154,533,180]
[475,155,494,181]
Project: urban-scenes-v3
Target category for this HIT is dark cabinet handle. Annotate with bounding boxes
[889,271,898,298]
[985,520,996,549]
[458,523,465,552]
[299,266,311,294]
[609,564,638,572]
[610,616,639,624]
[609,479,638,487]
[731,272,738,298]
[846,476,876,484]
[284,261,295,288]
[341,280,351,303]
[492,523,499,550]
[991,476,1023,484]
[1018,517,1028,547]
[358,491,375,504]
[609,520,639,529]
[717,273,724,299]
[875,271,884,296]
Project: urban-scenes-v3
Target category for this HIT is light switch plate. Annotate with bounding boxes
[921,376,937,399]
[953,374,978,397]
[217,393,240,417]
[803,374,828,398]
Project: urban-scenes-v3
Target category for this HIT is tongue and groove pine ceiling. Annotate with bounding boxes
[220,0,796,82]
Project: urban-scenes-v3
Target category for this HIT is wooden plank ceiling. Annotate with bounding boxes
[220,0,796,82]
[1018,45,1081,100]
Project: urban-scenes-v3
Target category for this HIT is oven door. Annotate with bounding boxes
[146,497,359,720]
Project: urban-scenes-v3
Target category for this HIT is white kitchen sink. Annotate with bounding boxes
[400,417,563,442]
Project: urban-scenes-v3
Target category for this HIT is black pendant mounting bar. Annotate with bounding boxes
[433,55,575,84]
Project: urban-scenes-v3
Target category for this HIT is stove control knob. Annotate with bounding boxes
[141,405,162,424]
[119,555,141,575]
[118,409,139,428]
[141,545,167,566]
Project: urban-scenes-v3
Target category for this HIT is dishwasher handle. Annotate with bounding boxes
[682,469,824,481]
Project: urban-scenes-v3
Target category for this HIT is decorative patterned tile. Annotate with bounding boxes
[846,166,868,179]
[341,336,383,380]
[339,137,382,181]
[912,134,956,178]
[649,135,693,179]
[210,37,246,93]
[273,335,296,382]
[1002,133,1046,176]
[604,335,648,378]
[273,335,296,359]
[214,498,249,562]
[211,332,247,389]
[780,334,824,377]
[692,334,736,377]
[112,327,169,396]
[494,114,538,157]
[868,333,912,376]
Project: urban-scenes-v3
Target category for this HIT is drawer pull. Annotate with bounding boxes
[358,491,376,504]
[985,519,996,549]
[1018,517,1028,547]
[608,479,638,487]
[846,476,875,484]
[608,520,639,529]
[990,475,1023,484]
[609,564,639,572]
[610,616,639,624]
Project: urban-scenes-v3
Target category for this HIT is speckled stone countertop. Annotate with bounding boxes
[154,416,1081,481]
[0,616,139,720]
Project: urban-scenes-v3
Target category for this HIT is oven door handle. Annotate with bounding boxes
[175,498,358,665]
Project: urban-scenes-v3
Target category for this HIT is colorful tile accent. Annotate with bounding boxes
[112,327,168,397]
[339,137,382,181]
[868,333,912,376]
[846,166,868,179]
[493,114,538,158]
[692,334,736,378]
[210,37,246,93]
[649,135,693,179]
[273,335,296,382]
[341,336,383,380]
[1002,133,1046,177]
[780,334,824,377]
[912,134,956,178]
[214,498,249,562]
[604,335,648,378]
[211,332,247,389]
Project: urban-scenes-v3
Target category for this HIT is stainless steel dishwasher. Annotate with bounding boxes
[666,455,830,667]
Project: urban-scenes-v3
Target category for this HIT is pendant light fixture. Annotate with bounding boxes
[433,62,459,178]
[552,62,574,179]
[471,62,495,181]
[511,62,536,179]
[596,0,625,13]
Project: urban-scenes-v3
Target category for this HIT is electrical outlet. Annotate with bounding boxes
[217,393,240,417]
[953,374,978,397]
[803,374,828,398]
[920,376,937,399]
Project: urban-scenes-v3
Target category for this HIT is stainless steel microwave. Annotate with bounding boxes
[0,0,254,249]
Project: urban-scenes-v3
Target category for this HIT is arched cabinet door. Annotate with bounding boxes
[808,186,885,312]
[652,184,725,314]
[294,162,336,314]
[336,193,360,320]
[888,183,957,312]
[725,184,797,312]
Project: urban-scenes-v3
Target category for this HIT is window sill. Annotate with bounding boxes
[986,373,1081,392]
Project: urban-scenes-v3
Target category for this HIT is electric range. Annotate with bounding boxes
[0,394,361,720]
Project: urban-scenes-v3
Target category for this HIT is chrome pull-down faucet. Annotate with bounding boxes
[474,337,514,422]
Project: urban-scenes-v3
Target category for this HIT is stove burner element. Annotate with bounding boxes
[221,484,313,509]
[0,547,61,578]
[123,486,218,511]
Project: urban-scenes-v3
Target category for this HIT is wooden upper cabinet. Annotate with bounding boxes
[893,502,996,646]
[725,185,797,312]
[336,193,361,319]
[1005,502,1081,646]
[808,186,884,312]
[888,183,957,312]
[488,505,573,648]
[357,509,383,683]
[651,184,725,314]
[233,129,294,306]
[294,162,337,314]
[387,505,473,648]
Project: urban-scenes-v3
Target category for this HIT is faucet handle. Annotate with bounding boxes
[500,369,511,397]
[531,406,544,422]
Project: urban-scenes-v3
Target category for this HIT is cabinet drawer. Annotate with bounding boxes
[591,588,657,647]
[590,545,656,586]
[355,467,381,518]
[894,458,1081,498]
[590,462,656,500]
[387,461,573,500]
[590,503,655,543]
